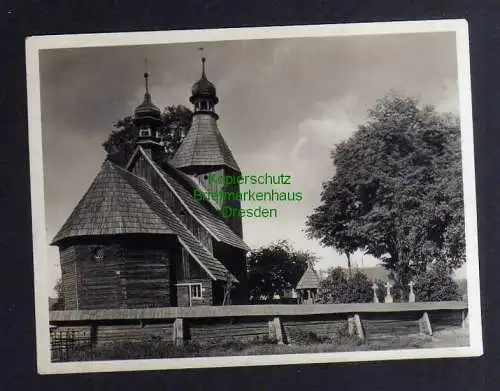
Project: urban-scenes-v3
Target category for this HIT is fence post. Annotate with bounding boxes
[354,314,365,342]
[173,318,184,347]
[461,309,468,328]
[419,312,433,336]
[90,323,98,349]
[347,316,355,336]
[268,319,275,340]
[273,317,284,345]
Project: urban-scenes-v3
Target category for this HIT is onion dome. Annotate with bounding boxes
[134,72,162,126]
[189,57,219,105]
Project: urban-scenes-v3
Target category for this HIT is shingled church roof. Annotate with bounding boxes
[52,159,238,282]
[169,113,240,172]
[51,160,174,244]
[296,265,321,290]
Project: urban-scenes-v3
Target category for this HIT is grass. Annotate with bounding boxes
[50,325,465,362]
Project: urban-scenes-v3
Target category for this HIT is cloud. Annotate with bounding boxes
[435,78,459,114]
[292,93,359,157]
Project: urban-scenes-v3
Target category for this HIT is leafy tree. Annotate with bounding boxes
[50,278,65,310]
[317,267,349,304]
[317,267,372,304]
[374,279,387,303]
[305,177,364,273]
[54,277,63,299]
[413,263,461,301]
[103,105,193,166]
[247,240,317,301]
[346,269,373,303]
[306,93,465,289]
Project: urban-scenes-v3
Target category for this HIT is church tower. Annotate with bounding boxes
[133,71,164,162]
[170,56,243,237]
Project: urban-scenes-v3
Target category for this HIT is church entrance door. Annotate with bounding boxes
[177,285,192,307]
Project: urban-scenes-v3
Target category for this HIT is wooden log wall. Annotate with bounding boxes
[282,314,347,343]
[94,323,173,346]
[361,311,422,343]
[61,240,172,310]
[187,317,269,343]
[176,278,213,307]
[121,246,171,308]
[59,246,79,310]
[76,244,124,310]
[427,309,465,332]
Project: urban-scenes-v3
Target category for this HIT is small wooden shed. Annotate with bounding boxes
[296,265,320,304]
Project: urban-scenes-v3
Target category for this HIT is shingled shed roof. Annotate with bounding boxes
[51,160,174,245]
[170,113,240,172]
[128,147,249,252]
[157,162,250,252]
[296,266,320,290]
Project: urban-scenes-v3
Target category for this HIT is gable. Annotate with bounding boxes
[113,161,239,282]
[296,267,320,290]
[128,147,250,252]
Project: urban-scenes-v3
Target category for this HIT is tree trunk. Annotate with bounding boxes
[346,252,352,278]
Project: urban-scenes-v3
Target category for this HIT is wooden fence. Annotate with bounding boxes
[49,301,468,361]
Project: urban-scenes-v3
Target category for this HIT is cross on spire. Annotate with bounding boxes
[198,47,206,76]
[144,57,149,94]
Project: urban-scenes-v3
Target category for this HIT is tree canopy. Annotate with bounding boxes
[413,263,461,302]
[103,105,193,166]
[306,94,465,288]
[247,240,317,301]
[54,277,63,299]
[317,267,372,304]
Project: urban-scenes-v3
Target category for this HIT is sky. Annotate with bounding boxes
[39,31,464,296]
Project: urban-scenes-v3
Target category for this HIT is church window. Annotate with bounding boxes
[139,128,151,137]
[92,247,104,262]
[191,284,202,299]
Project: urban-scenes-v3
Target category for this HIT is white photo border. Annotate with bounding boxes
[25,19,482,375]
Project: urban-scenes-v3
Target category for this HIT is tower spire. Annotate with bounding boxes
[133,60,161,132]
[144,57,150,94]
[190,48,219,115]
[198,47,206,76]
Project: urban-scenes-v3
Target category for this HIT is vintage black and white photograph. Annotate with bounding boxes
[26,20,482,374]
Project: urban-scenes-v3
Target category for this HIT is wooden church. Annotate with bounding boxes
[51,57,250,310]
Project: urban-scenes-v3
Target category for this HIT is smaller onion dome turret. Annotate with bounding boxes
[133,72,162,128]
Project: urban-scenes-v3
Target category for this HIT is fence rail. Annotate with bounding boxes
[49,301,467,322]
[49,301,468,362]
